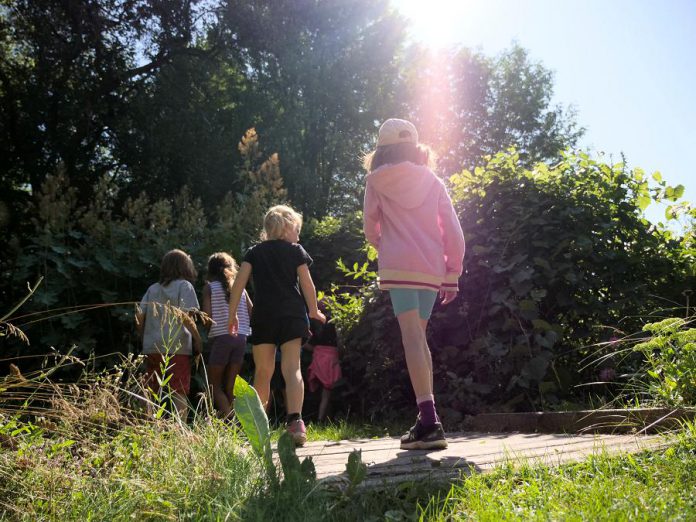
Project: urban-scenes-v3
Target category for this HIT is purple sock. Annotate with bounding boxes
[417,400,438,427]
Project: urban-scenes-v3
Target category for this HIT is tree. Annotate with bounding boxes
[401,44,584,175]
[0,0,223,199]
[220,0,406,216]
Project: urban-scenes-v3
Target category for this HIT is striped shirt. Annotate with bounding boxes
[209,280,251,337]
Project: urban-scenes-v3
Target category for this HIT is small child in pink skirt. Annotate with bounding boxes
[305,306,341,421]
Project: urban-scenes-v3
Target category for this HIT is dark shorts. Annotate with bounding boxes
[207,334,247,366]
[144,354,191,395]
[249,315,310,346]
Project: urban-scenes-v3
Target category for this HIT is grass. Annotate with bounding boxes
[420,431,696,521]
[1,352,695,521]
[2,410,695,520]
[269,418,404,443]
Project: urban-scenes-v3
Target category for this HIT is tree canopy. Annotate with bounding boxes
[0,0,583,217]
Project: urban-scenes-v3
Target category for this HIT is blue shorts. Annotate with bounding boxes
[388,289,438,320]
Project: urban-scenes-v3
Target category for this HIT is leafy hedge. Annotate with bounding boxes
[3,150,693,417]
[1,170,367,365]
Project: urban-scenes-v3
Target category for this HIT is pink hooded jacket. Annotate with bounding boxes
[363,161,465,291]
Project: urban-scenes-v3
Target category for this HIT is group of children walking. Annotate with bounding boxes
[137,118,465,450]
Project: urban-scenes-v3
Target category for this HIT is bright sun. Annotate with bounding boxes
[393,0,476,48]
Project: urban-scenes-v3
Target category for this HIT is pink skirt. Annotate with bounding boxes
[307,345,342,392]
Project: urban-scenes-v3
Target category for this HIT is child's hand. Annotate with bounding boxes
[439,289,458,305]
[309,309,326,324]
[228,314,239,334]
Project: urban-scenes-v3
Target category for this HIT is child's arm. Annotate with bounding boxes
[363,181,382,248]
[298,264,326,323]
[244,289,253,318]
[228,262,252,334]
[438,186,466,305]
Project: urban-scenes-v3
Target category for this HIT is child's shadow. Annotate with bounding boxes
[316,445,483,490]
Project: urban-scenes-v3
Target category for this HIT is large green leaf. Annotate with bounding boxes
[233,376,273,472]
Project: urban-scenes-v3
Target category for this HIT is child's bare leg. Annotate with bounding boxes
[396,309,433,399]
[279,338,304,415]
[252,344,276,410]
[208,364,232,418]
[224,362,243,409]
[318,387,331,421]
[420,318,433,391]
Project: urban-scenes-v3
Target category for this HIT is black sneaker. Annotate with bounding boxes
[400,419,448,450]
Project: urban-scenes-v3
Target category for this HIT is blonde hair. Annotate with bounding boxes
[261,204,303,241]
[206,252,238,301]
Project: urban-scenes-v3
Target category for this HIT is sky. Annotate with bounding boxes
[393,0,695,225]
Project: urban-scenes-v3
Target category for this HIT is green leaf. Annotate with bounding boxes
[532,319,553,331]
[472,245,493,255]
[300,456,317,482]
[523,355,551,381]
[278,431,301,477]
[533,257,551,270]
[50,245,69,254]
[346,449,367,487]
[233,376,273,472]
[652,171,662,183]
[637,195,651,211]
[519,300,537,311]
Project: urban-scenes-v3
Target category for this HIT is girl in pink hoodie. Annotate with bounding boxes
[363,118,465,450]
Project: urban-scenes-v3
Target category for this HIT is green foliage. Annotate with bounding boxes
[633,317,696,406]
[300,211,369,292]
[2,0,588,222]
[277,431,316,491]
[321,252,378,339]
[2,144,287,358]
[345,450,368,496]
[0,350,691,521]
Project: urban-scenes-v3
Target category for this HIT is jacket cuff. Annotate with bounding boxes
[441,272,460,291]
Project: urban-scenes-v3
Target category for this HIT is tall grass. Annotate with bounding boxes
[1,352,695,520]
[580,313,696,411]
[2,294,695,520]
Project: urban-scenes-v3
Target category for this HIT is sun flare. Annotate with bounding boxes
[394,0,478,48]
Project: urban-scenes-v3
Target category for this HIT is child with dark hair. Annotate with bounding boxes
[135,249,202,419]
[363,118,465,450]
[202,252,252,419]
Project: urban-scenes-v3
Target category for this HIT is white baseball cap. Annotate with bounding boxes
[377,118,419,147]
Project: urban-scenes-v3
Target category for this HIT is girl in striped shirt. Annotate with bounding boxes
[202,252,252,419]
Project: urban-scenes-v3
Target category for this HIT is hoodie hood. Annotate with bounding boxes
[366,162,439,209]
